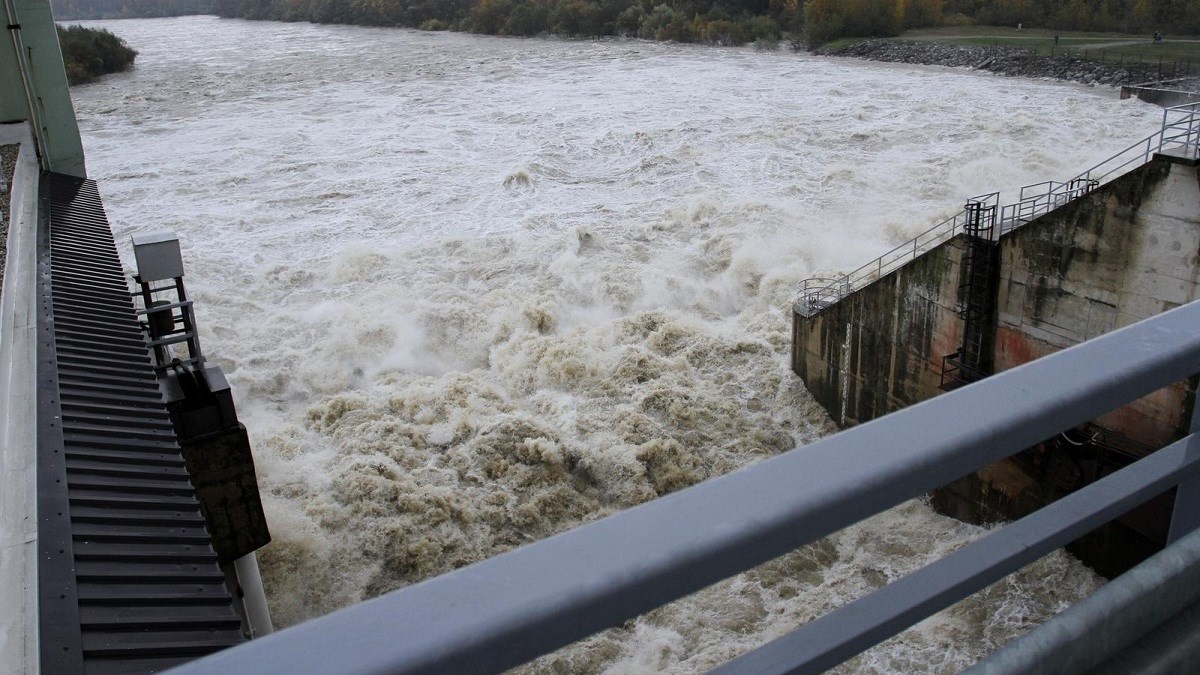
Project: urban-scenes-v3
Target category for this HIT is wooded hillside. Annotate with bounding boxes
[49,0,1199,47]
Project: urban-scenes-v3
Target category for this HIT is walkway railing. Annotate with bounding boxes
[171,300,1200,674]
[1047,47,1196,83]
[796,101,1200,316]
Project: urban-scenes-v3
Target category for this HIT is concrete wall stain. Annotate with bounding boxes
[792,155,1200,576]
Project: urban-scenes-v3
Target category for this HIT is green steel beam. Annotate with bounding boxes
[2,0,85,177]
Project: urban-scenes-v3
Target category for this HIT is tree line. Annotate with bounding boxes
[806,0,1200,43]
[52,0,215,19]
[50,0,1200,47]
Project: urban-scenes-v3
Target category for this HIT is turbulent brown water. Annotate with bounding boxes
[69,15,1164,671]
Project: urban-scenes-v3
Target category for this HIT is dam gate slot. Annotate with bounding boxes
[941,193,1001,390]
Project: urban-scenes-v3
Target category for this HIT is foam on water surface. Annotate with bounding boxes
[71,16,1158,670]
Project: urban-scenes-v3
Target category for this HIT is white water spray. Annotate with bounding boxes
[71,16,1162,670]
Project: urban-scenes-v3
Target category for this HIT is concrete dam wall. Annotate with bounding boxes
[792,154,1200,576]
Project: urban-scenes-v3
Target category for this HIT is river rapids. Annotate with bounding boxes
[69,16,1164,672]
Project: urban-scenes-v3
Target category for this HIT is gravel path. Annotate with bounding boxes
[1,144,18,293]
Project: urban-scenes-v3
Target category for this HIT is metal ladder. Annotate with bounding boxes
[941,193,1000,389]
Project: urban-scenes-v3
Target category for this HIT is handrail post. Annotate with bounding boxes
[1160,107,1168,154]
[1191,110,1200,157]
[1168,395,1200,544]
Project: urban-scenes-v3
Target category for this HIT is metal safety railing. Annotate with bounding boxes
[968,522,1200,674]
[1162,99,1200,157]
[997,177,1096,233]
[796,206,977,314]
[170,300,1200,674]
[1131,75,1200,90]
[796,101,1200,316]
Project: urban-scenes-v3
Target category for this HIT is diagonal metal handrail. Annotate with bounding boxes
[796,101,1200,317]
[169,300,1200,675]
[716,433,1200,674]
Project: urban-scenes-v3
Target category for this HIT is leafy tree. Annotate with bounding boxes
[548,0,606,34]
[56,24,137,84]
[467,0,512,33]
[615,4,645,34]
[903,0,944,27]
[703,18,746,44]
[978,0,1036,26]
[506,2,552,34]
[805,0,900,46]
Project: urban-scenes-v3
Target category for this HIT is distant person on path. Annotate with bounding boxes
[1154,31,1162,44]
[1054,34,1059,46]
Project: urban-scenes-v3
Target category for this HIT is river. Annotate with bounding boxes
[69,15,1163,672]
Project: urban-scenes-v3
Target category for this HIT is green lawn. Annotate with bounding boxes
[815,26,1200,70]
[902,26,1138,41]
[817,37,871,52]
[896,26,1200,63]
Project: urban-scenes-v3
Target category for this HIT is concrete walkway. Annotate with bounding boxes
[0,122,40,675]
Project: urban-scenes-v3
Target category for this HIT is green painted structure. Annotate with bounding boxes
[2,0,85,176]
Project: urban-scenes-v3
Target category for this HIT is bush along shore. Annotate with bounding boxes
[827,40,1162,87]
[57,25,137,85]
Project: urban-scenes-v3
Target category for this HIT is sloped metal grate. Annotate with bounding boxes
[37,173,244,674]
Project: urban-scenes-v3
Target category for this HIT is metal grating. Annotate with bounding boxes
[36,173,244,674]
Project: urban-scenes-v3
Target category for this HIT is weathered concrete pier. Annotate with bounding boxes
[1122,77,1200,107]
[792,105,1200,576]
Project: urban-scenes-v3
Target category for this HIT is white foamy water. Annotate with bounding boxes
[70,16,1163,671]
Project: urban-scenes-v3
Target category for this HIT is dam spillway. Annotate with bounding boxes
[792,106,1200,577]
[8,10,1200,673]
[36,173,244,671]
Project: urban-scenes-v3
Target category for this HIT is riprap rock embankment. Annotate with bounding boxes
[829,40,1145,87]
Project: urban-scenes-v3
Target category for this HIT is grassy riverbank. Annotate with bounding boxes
[824,25,1200,87]
[898,26,1200,63]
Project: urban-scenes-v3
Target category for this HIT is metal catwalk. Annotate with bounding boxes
[36,173,243,673]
